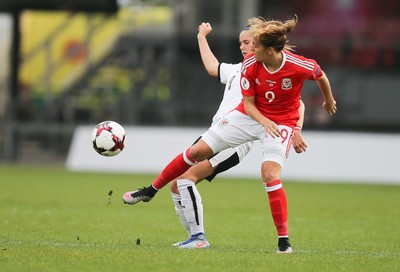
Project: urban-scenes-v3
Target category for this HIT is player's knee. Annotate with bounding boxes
[262,172,279,183]
[261,162,281,183]
[188,148,204,161]
[189,143,213,161]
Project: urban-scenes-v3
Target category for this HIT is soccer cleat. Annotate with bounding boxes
[277,237,293,254]
[178,233,210,249]
[172,241,184,247]
[171,234,192,247]
[122,186,157,205]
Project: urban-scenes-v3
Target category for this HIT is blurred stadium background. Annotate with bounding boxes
[0,0,399,166]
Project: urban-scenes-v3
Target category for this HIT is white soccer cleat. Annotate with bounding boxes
[172,233,191,247]
[178,233,210,249]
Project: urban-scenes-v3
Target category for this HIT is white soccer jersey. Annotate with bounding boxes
[207,62,253,165]
[211,62,243,125]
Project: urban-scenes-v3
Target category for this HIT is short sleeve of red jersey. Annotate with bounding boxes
[308,60,323,80]
[285,51,323,81]
[240,54,257,97]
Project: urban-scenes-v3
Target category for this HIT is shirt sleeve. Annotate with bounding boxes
[307,59,323,81]
[240,63,256,97]
[311,64,323,80]
[219,63,241,84]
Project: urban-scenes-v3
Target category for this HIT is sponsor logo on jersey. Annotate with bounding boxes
[241,77,250,90]
[266,79,276,87]
[282,78,292,90]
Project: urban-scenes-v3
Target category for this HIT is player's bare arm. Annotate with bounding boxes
[197,22,219,77]
[292,100,307,153]
[316,71,337,115]
[242,95,280,138]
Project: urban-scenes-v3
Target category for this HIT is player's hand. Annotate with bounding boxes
[292,130,307,153]
[323,99,337,116]
[198,22,212,37]
[263,119,280,138]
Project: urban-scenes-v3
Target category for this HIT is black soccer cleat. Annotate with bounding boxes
[277,237,293,254]
[122,186,158,205]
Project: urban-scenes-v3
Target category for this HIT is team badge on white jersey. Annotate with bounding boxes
[218,118,229,128]
[282,78,292,90]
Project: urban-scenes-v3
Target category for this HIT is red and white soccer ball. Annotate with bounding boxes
[91,121,126,156]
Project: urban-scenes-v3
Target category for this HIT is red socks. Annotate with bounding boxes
[264,179,288,237]
[152,148,197,190]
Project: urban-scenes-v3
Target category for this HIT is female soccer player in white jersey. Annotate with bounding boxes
[124,16,336,253]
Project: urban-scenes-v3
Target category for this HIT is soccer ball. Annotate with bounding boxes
[91,121,126,156]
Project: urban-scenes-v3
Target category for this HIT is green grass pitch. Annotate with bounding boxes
[1,165,399,272]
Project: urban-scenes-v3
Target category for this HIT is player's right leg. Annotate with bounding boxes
[124,110,259,205]
[123,140,215,205]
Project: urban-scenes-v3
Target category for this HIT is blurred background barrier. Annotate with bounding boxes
[0,0,399,184]
[66,126,400,184]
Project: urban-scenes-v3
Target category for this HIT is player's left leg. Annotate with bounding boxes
[171,191,191,244]
[175,178,210,249]
[262,162,292,253]
[170,160,215,246]
[171,143,253,246]
[261,125,294,254]
[206,142,252,181]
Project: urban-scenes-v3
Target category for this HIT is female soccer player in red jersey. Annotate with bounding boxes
[167,22,306,250]
[123,16,336,253]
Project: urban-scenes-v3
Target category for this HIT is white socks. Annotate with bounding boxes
[171,192,191,237]
[176,179,204,235]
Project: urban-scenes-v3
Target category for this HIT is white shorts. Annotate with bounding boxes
[202,110,293,168]
[208,141,253,168]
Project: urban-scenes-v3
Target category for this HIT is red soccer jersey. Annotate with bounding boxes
[236,51,323,127]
